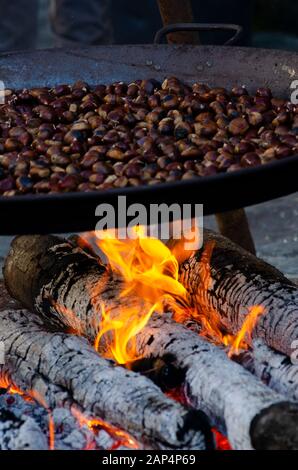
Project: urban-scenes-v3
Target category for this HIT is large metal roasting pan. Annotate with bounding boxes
[0,43,297,233]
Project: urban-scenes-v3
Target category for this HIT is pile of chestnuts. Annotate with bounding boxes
[0,77,297,196]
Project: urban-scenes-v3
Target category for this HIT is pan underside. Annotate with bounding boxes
[0,45,297,234]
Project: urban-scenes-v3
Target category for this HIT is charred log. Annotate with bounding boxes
[135,314,298,450]
[0,306,210,450]
[0,389,139,451]
[126,354,186,392]
[5,235,298,450]
[179,229,298,357]
[182,318,298,406]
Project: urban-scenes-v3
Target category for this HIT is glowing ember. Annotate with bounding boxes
[0,376,34,403]
[94,301,156,364]
[71,406,139,450]
[166,387,232,451]
[212,429,232,451]
[0,376,55,450]
[31,390,55,451]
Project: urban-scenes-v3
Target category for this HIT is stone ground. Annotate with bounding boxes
[0,1,297,278]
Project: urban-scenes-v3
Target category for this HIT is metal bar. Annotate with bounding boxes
[215,209,256,254]
[154,23,243,46]
[156,0,199,44]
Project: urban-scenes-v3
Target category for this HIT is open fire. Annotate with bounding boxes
[79,226,266,364]
[1,227,298,450]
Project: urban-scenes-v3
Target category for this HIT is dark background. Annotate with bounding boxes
[37,0,298,50]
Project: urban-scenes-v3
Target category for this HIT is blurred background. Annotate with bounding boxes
[0,0,297,278]
[0,0,297,51]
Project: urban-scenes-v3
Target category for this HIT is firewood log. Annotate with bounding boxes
[5,235,298,450]
[180,318,298,408]
[0,306,211,450]
[0,405,47,450]
[236,340,298,402]
[179,229,298,357]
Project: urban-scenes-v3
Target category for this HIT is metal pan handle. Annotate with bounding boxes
[154,23,243,46]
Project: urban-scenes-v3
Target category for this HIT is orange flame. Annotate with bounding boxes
[0,376,55,450]
[87,226,192,364]
[227,305,266,357]
[180,240,266,351]
[81,227,265,363]
[0,375,137,451]
[28,390,55,451]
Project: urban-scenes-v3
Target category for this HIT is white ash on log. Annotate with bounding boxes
[0,404,47,450]
[0,305,209,450]
[135,314,298,450]
[179,317,298,406]
[235,340,298,402]
[5,235,298,450]
[0,390,138,451]
[179,229,298,357]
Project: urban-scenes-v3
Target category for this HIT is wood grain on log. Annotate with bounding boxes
[136,314,298,450]
[237,340,298,402]
[179,229,298,357]
[182,318,298,410]
[0,305,210,449]
[5,235,298,450]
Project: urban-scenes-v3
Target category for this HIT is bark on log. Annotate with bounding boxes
[0,389,139,451]
[135,314,298,450]
[0,406,47,450]
[179,229,298,357]
[237,340,298,402]
[0,306,210,450]
[181,318,298,407]
[5,235,298,450]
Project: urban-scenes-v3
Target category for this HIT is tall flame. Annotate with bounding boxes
[81,226,265,364]
[90,226,192,364]
[227,305,265,357]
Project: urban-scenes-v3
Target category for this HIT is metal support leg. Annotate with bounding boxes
[215,209,256,254]
[157,0,199,44]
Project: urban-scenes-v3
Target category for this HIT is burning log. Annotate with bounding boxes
[0,306,211,450]
[0,390,139,451]
[181,317,298,406]
[0,404,47,450]
[236,340,298,402]
[179,229,298,357]
[126,354,186,392]
[5,235,298,450]
[135,314,298,450]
